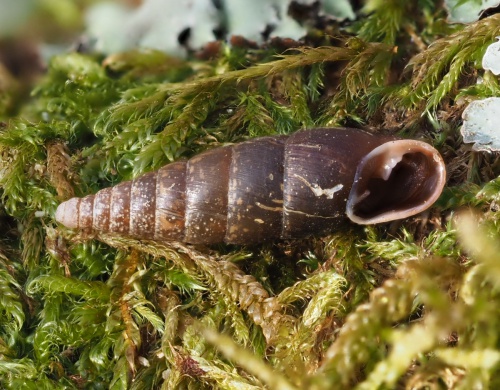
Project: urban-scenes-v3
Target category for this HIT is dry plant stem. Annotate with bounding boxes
[98,234,295,345]
[46,140,75,200]
[117,249,141,376]
[159,46,355,95]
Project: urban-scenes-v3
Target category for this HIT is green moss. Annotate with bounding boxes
[3,2,500,389]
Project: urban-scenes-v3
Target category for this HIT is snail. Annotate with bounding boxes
[55,128,446,244]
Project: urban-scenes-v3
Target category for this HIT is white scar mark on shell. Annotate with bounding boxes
[294,175,343,199]
[255,202,282,212]
[283,207,340,219]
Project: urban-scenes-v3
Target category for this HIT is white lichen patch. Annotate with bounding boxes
[322,0,355,20]
[225,0,303,43]
[87,0,220,57]
[461,97,500,151]
[295,175,343,199]
[444,0,500,23]
[86,0,355,56]
[483,37,500,75]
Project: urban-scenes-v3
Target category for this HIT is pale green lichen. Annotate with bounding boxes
[444,0,500,23]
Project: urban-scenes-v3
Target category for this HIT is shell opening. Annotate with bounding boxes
[346,140,446,224]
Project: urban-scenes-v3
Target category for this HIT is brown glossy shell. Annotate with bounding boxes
[55,128,446,244]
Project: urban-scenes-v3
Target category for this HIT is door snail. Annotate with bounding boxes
[55,128,446,244]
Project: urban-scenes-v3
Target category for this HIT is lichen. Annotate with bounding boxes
[86,0,355,56]
[461,97,500,151]
[444,0,500,23]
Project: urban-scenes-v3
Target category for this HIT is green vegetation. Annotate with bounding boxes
[2,1,500,388]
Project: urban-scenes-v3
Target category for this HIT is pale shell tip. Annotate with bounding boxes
[55,198,80,229]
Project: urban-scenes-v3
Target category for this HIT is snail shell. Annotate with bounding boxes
[55,128,446,244]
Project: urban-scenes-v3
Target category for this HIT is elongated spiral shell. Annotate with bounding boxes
[56,128,446,244]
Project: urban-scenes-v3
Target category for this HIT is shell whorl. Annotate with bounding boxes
[55,128,446,244]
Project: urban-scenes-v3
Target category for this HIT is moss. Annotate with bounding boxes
[2,2,500,389]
